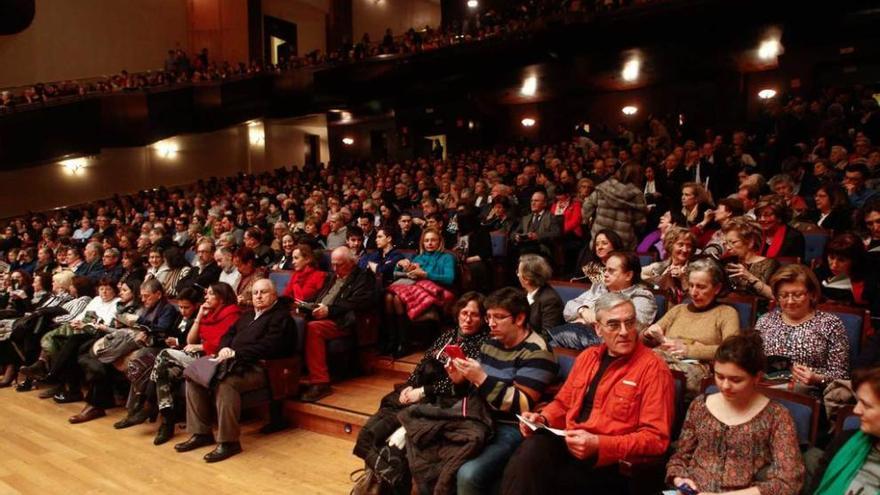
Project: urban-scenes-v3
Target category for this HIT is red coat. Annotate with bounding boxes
[282,266,326,302]
[540,341,674,467]
[551,199,583,237]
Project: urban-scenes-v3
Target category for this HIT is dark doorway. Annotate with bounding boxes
[304,134,320,166]
[264,15,297,65]
[370,130,388,159]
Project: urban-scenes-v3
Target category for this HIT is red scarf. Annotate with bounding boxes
[763,225,787,258]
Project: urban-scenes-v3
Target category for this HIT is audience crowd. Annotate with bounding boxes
[0,81,879,494]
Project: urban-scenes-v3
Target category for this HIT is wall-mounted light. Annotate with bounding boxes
[622,59,640,82]
[758,39,781,60]
[758,88,777,100]
[60,157,88,175]
[248,125,265,146]
[621,106,638,115]
[342,137,354,146]
[520,75,537,97]
[521,118,536,127]
[154,140,179,159]
[340,111,353,123]
[467,0,478,8]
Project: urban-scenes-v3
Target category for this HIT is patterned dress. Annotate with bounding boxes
[756,309,850,381]
[666,395,804,494]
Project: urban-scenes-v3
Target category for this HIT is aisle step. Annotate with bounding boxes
[369,351,423,379]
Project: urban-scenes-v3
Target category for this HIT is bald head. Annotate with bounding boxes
[252,278,277,311]
[331,246,357,277]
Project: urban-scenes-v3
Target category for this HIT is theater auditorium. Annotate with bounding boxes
[1,0,880,493]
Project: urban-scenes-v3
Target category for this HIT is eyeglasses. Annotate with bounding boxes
[598,318,639,332]
[777,291,808,302]
[485,313,513,324]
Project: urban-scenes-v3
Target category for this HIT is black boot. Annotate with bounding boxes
[392,315,410,359]
[153,410,175,445]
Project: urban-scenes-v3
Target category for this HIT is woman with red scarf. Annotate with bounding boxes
[755,196,805,260]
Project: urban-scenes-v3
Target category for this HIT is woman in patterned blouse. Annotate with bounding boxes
[756,264,850,388]
[666,334,804,494]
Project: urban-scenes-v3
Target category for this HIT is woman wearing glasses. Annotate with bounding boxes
[755,264,849,389]
[720,216,777,300]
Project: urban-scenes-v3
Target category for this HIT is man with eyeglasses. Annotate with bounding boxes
[502,292,674,494]
[447,287,557,495]
[177,240,221,293]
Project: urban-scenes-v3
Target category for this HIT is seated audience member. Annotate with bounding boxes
[19,275,95,380]
[300,246,375,402]
[680,182,713,228]
[358,227,404,286]
[280,244,326,303]
[175,278,295,462]
[636,209,686,260]
[509,190,560,261]
[720,216,778,299]
[160,247,192,298]
[115,287,199,429]
[243,227,274,268]
[582,163,648,250]
[756,265,850,389]
[0,271,75,390]
[865,199,880,260]
[345,226,367,266]
[666,334,804,495]
[325,213,348,249]
[502,292,674,494]
[353,292,490,493]
[176,239,221,293]
[43,279,142,404]
[446,287,557,495]
[481,196,514,234]
[232,247,266,306]
[99,248,124,283]
[807,183,852,232]
[215,247,241,290]
[574,228,624,284]
[145,247,172,288]
[151,282,240,445]
[452,207,493,289]
[78,242,105,279]
[769,173,809,219]
[815,232,876,306]
[643,257,740,396]
[384,228,456,356]
[272,233,296,270]
[844,162,879,208]
[69,278,179,424]
[550,185,583,273]
[552,251,657,350]
[397,212,422,250]
[299,215,327,250]
[516,254,563,337]
[755,196,805,260]
[810,366,880,495]
[641,226,696,303]
[120,249,147,285]
[72,218,95,243]
[33,247,58,275]
[691,197,744,259]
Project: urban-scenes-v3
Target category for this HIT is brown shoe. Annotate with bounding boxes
[68,405,106,424]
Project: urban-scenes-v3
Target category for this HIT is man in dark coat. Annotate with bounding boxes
[175,278,296,462]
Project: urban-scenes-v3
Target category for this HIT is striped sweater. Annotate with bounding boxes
[477,331,558,422]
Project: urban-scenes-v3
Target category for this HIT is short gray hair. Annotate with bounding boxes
[518,254,553,287]
[594,292,634,322]
[686,257,726,287]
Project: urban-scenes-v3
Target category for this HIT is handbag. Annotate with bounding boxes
[183,356,221,388]
[126,350,157,392]
[91,329,140,364]
[349,468,382,495]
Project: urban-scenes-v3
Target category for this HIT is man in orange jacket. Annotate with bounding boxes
[501,292,674,494]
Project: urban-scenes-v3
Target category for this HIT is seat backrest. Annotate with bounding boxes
[803,231,829,265]
[718,294,758,330]
[818,302,869,365]
[550,280,589,306]
[269,270,293,296]
[184,249,196,265]
[398,249,417,260]
[552,346,581,381]
[651,289,667,322]
[319,250,331,271]
[490,231,508,258]
[638,253,656,267]
[761,387,820,446]
[843,414,860,431]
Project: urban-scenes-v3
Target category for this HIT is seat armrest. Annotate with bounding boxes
[258,356,301,401]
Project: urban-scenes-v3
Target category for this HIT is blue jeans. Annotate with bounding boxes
[548,322,601,350]
[457,423,523,495]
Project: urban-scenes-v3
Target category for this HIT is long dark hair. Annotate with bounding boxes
[209,282,238,307]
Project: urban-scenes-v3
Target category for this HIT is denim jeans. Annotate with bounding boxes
[548,322,601,350]
[457,423,523,495]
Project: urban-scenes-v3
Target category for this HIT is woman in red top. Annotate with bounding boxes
[282,244,326,303]
[150,282,240,445]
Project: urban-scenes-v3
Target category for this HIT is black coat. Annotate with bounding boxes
[762,225,805,260]
[218,300,296,362]
[528,285,564,335]
[807,208,852,233]
[314,265,376,330]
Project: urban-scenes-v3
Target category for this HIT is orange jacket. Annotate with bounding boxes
[540,341,674,467]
